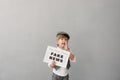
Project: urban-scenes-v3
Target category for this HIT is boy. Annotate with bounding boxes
[48,31,75,80]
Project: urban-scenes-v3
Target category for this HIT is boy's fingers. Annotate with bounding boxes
[50,61,56,68]
[53,60,55,63]
[52,61,56,65]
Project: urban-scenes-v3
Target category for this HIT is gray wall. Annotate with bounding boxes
[0,0,120,80]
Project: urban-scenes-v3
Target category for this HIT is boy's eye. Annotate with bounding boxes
[65,38,67,40]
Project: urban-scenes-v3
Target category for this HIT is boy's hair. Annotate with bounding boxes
[56,31,70,40]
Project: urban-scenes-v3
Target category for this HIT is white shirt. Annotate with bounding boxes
[48,47,76,77]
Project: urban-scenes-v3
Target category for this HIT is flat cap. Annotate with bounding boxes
[56,31,70,40]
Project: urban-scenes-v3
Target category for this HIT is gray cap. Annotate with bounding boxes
[56,31,70,40]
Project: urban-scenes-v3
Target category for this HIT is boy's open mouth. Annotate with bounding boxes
[62,43,65,45]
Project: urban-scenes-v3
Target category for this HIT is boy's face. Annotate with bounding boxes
[57,37,68,49]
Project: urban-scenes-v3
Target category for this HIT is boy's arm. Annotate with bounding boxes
[64,42,76,62]
[65,48,76,62]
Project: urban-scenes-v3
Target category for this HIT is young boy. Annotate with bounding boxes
[48,31,75,80]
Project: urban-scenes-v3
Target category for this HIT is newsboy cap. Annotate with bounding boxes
[56,31,70,40]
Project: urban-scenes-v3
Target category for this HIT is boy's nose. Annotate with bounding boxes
[62,40,66,43]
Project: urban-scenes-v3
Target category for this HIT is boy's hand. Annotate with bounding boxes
[64,42,70,51]
[69,53,74,61]
[64,42,74,60]
[50,61,56,68]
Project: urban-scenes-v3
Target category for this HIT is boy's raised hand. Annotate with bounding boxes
[64,42,69,51]
[64,42,75,61]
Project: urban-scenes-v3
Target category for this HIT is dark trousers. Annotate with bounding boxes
[52,73,69,80]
